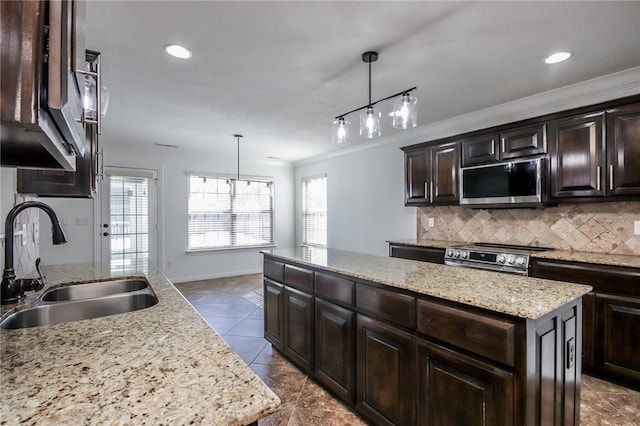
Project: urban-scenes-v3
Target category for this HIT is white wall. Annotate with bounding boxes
[40,142,295,282]
[295,141,415,256]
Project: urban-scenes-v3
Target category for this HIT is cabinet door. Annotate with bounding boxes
[417,339,514,426]
[315,298,355,404]
[284,286,314,373]
[264,279,284,351]
[431,141,460,205]
[606,103,640,196]
[595,293,640,384]
[356,315,415,426]
[582,293,595,369]
[500,123,546,160]
[461,133,500,166]
[404,148,430,205]
[548,112,606,198]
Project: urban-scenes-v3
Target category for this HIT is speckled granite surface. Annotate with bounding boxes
[264,247,591,319]
[387,239,640,268]
[0,263,280,425]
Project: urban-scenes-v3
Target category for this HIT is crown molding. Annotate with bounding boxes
[295,66,640,168]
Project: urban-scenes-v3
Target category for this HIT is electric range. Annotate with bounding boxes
[444,242,554,275]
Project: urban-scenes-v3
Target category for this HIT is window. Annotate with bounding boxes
[302,175,327,246]
[188,174,274,250]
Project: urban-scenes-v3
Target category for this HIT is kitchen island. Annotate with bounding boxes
[0,263,280,425]
[262,247,592,426]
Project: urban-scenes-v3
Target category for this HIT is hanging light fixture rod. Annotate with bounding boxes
[234,134,243,181]
[334,86,417,120]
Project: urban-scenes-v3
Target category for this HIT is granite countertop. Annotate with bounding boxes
[0,263,280,425]
[387,239,640,269]
[264,247,591,320]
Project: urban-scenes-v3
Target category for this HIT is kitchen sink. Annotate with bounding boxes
[0,280,158,330]
[41,279,149,301]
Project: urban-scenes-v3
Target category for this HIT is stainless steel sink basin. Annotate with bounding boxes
[0,280,158,330]
[41,279,148,301]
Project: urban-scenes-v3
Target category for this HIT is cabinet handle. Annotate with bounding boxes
[424,182,428,200]
[609,165,614,191]
[596,166,601,192]
[430,181,434,203]
[96,148,104,181]
[501,137,506,153]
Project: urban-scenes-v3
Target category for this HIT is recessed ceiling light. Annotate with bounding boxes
[545,52,571,64]
[164,44,192,59]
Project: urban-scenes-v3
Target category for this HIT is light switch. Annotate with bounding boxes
[76,217,90,225]
[428,217,435,228]
[635,221,640,235]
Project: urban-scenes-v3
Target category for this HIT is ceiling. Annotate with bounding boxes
[85,1,640,163]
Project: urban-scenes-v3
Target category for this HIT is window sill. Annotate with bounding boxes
[186,244,277,254]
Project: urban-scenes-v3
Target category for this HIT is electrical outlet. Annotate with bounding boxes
[167,260,173,268]
[635,221,640,235]
[76,217,90,225]
[428,217,435,228]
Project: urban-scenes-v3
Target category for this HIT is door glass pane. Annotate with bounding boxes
[109,176,150,274]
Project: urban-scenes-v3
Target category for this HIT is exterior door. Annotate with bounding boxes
[100,168,158,273]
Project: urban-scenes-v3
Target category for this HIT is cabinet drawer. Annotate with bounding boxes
[264,258,285,282]
[285,264,314,292]
[356,284,415,329]
[315,272,355,306]
[417,299,516,367]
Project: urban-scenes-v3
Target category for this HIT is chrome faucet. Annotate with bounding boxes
[1,201,67,304]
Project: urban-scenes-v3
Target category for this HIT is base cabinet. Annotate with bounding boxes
[315,298,355,403]
[596,293,640,382]
[417,340,514,426]
[356,315,415,426]
[283,286,314,373]
[264,255,584,426]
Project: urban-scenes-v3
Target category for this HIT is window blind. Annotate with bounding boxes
[188,175,274,250]
[302,175,327,246]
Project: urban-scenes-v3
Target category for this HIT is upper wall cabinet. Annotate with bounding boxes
[461,123,546,167]
[606,103,640,196]
[1,0,87,171]
[548,104,640,200]
[403,141,460,206]
[548,112,606,199]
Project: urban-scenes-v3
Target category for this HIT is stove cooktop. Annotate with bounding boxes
[444,242,554,275]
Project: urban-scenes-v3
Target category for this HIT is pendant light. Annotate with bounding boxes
[333,51,417,142]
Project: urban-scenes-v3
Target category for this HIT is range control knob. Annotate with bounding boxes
[454,250,461,258]
[447,249,454,257]
[516,257,526,266]
[496,254,506,264]
[507,255,516,265]
[460,251,468,259]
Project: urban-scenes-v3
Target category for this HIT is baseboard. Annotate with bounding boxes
[170,268,263,284]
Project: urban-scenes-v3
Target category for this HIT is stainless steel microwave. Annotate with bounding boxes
[460,157,546,207]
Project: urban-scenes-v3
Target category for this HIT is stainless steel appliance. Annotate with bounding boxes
[459,157,547,207]
[444,242,553,275]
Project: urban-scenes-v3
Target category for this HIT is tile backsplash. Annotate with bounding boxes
[418,201,640,256]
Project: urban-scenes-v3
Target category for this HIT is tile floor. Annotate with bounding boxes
[176,274,640,426]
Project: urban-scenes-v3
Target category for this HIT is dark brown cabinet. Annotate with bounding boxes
[1,0,87,170]
[283,286,314,373]
[264,279,284,351]
[403,141,460,206]
[315,298,355,403]
[530,257,640,388]
[595,293,640,383]
[607,103,640,196]
[356,314,415,426]
[548,112,606,198]
[416,339,514,426]
[17,51,103,198]
[388,243,444,264]
[462,124,546,167]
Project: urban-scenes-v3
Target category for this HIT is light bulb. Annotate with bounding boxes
[332,117,351,145]
[392,92,417,129]
[359,106,381,139]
